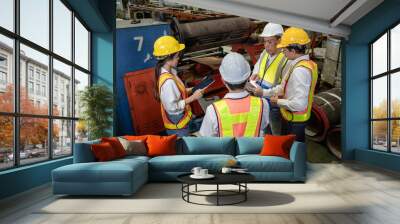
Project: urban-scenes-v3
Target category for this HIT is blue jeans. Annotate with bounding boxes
[267,106,282,135]
[281,121,307,142]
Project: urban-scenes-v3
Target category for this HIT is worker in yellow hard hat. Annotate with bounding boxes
[247,27,318,142]
[153,35,204,136]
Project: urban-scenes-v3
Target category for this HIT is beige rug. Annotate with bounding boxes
[38,183,362,214]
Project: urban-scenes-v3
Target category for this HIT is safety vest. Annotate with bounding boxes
[213,96,263,137]
[258,52,288,87]
[158,73,192,130]
[280,60,318,122]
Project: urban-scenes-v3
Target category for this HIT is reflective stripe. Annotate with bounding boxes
[214,96,262,137]
[258,52,288,86]
[158,73,192,130]
[280,60,318,122]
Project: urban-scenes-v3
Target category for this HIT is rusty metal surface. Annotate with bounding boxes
[189,57,223,70]
[177,17,255,52]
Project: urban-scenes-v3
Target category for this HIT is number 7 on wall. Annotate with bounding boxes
[133,36,143,52]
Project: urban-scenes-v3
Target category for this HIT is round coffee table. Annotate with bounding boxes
[177,173,255,206]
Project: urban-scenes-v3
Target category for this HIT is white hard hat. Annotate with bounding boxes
[219,52,251,84]
[260,23,284,37]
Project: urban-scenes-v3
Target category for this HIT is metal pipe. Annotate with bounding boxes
[174,17,255,53]
[182,52,222,61]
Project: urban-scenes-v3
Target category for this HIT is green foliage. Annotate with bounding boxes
[79,84,114,140]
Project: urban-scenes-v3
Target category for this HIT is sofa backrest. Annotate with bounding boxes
[73,139,100,163]
[176,137,236,155]
[235,137,264,155]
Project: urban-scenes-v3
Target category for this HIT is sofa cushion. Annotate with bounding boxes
[236,137,263,155]
[177,137,236,155]
[260,134,296,159]
[147,135,177,157]
[91,142,118,161]
[118,137,147,156]
[236,155,293,172]
[101,137,127,158]
[53,158,147,183]
[149,154,235,172]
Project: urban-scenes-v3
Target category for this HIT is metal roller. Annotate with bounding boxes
[326,126,341,159]
[172,17,255,53]
[306,88,341,142]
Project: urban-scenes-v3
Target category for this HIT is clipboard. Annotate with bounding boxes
[192,75,215,93]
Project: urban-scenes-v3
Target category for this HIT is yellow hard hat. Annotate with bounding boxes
[277,27,310,48]
[153,35,185,57]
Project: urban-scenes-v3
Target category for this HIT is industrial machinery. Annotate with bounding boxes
[117,11,265,135]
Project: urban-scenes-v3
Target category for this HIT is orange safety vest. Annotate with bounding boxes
[280,60,318,122]
[158,72,192,130]
[213,96,263,137]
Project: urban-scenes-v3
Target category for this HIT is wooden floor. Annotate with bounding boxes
[1,162,400,224]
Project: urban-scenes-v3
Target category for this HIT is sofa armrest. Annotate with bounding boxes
[73,140,100,163]
[289,141,307,181]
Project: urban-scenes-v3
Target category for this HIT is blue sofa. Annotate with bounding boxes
[52,137,306,196]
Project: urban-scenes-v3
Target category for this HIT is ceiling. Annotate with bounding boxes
[167,0,384,37]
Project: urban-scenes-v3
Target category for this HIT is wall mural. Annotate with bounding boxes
[115,0,343,163]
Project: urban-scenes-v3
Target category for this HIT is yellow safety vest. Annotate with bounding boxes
[280,60,318,122]
[213,96,263,137]
[258,52,288,86]
[158,73,192,130]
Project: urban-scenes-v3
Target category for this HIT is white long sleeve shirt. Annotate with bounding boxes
[199,91,269,137]
[262,55,312,112]
[159,67,186,115]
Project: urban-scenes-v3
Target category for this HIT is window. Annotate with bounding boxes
[36,84,40,95]
[0,1,91,170]
[75,17,90,70]
[53,59,72,117]
[0,0,14,32]
[42,85,46,97]
[20,0,49,49]
[28,81,34,94]
[0,35,13,113]
[53,0,72,60]
[28,67,34,80]
[0,55,7,67]
[35,70,41,81]
[371,23,400,154]
[0,71,6,85]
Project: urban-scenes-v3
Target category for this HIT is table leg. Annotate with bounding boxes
[217,184,219,206]
[245,183,247,201]
[195,184,198,192]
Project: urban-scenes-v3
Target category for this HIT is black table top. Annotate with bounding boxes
[177,172,255,185]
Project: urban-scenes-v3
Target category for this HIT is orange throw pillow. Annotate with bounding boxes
[259,134,296,159]
[91,142,117,162]
[124,135,149,142]
[101,137,127,158]
[146,135,177,157]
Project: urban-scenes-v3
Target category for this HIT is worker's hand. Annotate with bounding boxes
[186,87,193,94]
[192,89,204,100]
[254,87,264,97]
[250,74,259,81]
[245,82,256,93]
[270,95,279,105]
